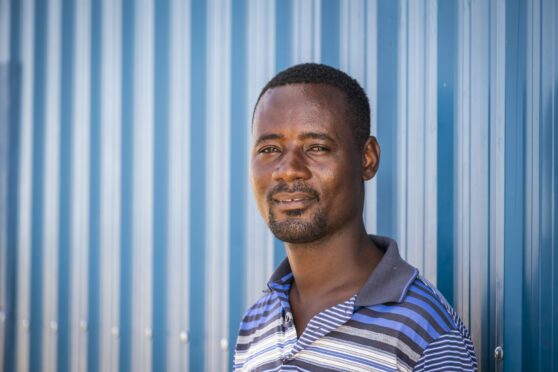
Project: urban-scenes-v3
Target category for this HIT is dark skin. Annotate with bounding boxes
[250,83,383,336]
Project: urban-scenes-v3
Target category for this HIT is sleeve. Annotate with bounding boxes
[413,330,478,372]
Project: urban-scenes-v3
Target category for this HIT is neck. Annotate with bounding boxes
[285,221,383,300]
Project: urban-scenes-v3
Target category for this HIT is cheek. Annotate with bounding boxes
[249,168,271,208]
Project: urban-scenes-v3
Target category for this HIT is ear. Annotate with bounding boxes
[362,136,380,180]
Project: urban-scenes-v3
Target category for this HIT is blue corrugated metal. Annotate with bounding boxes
[0,0,557,371]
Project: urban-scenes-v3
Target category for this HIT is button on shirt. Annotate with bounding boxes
[234,235,478,371]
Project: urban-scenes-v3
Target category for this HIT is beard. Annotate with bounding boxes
[266,181,327,243]
[268,206,327,244]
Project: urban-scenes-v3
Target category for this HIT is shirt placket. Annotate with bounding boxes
[284,295,357,361]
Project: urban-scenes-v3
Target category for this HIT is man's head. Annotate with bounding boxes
[254,63,371,152]
[250,63,380,244]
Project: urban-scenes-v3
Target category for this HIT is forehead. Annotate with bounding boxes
[253,83,350,137]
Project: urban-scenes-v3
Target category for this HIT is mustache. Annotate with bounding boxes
[266,181,320,203]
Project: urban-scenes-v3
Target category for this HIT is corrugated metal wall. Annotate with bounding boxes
[0,0,556,371]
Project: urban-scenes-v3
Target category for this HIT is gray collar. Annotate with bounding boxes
[267,235,418,306]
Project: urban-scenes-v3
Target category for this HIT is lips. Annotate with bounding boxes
[266,182,320,212]
[272,192,316,203]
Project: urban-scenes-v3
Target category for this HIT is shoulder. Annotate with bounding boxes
[234,291,284,369]
[405,277,478,371]
[237,290,282,338]
[346,276,476,370]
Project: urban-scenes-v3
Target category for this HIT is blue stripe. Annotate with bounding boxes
[88,1,102,371]
[372,303,444,338]
[269,281,290,292]
[320,0,339,67]
[275,0,292,72]
[57,0,75,370]
[5,4,23,370]
[405,295,453,332]
[4,61,22,372]
[503,1,527,371]
[351,312,429,349]
[229,0,248,366]
[244,300,280,317]
[410,282,454,326]
[153,0,170,370]
[436,0,456,305]
[376,0,399,238]
[9,0,21,60]
[119,0,134,371]
[29,0,48,369]
[189,0,207,369]
[239,307,282,331]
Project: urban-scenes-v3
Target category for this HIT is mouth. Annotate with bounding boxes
[271,192,317,210]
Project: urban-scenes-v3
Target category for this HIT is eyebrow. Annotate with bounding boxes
[254,133,285,147]
[254,131,336,147]
[298,131,335,142]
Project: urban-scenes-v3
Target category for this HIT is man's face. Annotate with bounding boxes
[250,83,366,244]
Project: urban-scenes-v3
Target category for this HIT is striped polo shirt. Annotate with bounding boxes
[234,235,478,371]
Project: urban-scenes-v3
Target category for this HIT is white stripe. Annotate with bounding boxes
[488,0,506,351]
[0,42,8,371]
[423,0,438,284]
[100,0,122,369]
[396,0,408,259]
[313,337,407,370]
[0,0,9,62]
[205,0,232,369]
[70,0,91,370]
[336,324,422,362]
[235,315,284,345]
[166,0,191,370]
[42,0,61,369]
[131,0,154,370]
[454,0,471,325]
[245,0,276,308]
[298,350,388,372]
[406,0,426,275]
[16,0,34,370]
[292,0,320,63]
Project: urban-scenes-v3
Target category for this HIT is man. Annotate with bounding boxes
[234,63,477,371]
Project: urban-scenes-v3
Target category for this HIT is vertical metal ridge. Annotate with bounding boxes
[423,0,437,284]
[16,0,34,371]
[0,25,10,369]
[167,0,191,369]
[525,0,543,368]
[396,0,408,260]
[152,0,170,366]
[131,0,154,370]
[205,0,232,369]
[406,0,425,275]
[100,0,122,369]
[188,0,207,368]
[70,0,91,370]
[245,0,276,307]
[0,0,9,62]
[364,0,378,234]
[455,0,471,328]
[292,0,320,63]
[489,1,506,371]
[42,0,62,369]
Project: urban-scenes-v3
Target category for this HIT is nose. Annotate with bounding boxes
[272,149,311,182]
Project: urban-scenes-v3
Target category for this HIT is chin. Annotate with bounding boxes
[268,209,327,244]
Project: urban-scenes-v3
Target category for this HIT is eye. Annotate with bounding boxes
[258,146,280,154]
[308,145,330,153]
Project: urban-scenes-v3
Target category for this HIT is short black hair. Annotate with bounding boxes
[253,63,371,150]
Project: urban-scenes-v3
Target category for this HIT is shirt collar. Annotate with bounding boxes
[267,235,418,307]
